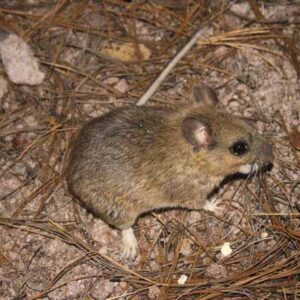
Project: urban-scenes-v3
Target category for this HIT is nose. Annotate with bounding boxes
[262,142,274,162]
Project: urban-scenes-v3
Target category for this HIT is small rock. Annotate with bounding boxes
[114,79,129,93]
[148,285,160,299]
[205,263,227,279]
[220,242,232,257]
[230,3,253,17]
[227,98,239,108]
[177,274,188,285]
[0,31,45,85]
[180,238,193,256]
[104,77,119,85]
[0,76,8,99]
[24,115,38,127]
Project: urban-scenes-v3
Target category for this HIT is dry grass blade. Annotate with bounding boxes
[0,218,164,286]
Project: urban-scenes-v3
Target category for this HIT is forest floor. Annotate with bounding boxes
[0,1,299,299]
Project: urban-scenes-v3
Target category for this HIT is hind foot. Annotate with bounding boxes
[121,227,138,260]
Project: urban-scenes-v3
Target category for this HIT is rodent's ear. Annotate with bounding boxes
[193,84,219,107]
[182,116,213,149]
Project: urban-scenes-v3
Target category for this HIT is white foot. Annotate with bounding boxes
[203,198,226,217]
[121,227,138,260]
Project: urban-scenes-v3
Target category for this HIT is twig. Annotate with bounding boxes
[136,28,207,106]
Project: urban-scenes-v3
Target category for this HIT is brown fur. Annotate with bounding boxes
[66,88,273,230]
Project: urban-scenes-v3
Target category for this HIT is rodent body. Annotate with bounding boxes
[66,85,273,258]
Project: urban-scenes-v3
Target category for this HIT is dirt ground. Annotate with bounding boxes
[0,1,299,299]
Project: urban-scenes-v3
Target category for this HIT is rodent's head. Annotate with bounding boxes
[181,85,273,177]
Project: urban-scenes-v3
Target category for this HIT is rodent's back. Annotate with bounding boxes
[69,106,172,170]
[66,106,180,203]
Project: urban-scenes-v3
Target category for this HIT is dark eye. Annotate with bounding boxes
[230,140,249,156]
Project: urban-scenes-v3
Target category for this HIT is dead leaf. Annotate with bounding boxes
[290,126,300,150]
[100,42,151,62]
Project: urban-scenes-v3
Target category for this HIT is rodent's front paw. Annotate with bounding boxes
[122,227,138,260]
[203,198,226,217]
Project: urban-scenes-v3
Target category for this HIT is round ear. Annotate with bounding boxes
[192,84,219,107]
[181,116,214,148]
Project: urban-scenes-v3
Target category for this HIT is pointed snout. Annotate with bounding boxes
[260,142,274,163]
